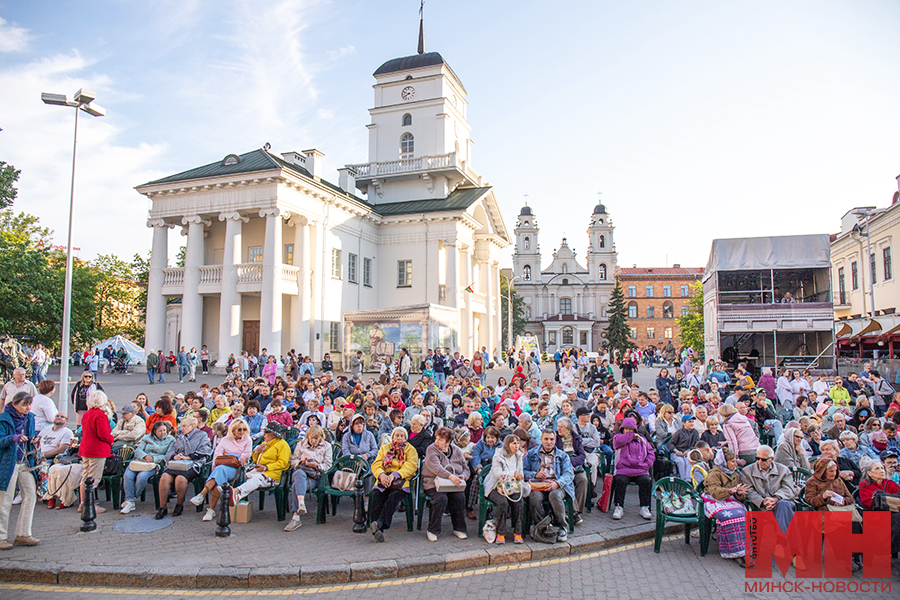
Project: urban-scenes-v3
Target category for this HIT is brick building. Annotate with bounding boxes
[616,265,703,348]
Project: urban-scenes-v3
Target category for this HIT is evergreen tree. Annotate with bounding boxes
[604,279,633,358]
[676,280,704,358]
[500,276,526,351]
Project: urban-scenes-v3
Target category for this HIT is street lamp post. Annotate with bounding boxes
[501,274,523,354]
[41,90,105,416]
[852,208,877,318]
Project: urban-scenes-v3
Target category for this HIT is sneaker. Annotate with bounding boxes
[95,506,106,514]
[453,531,467,540]
[284,515,302,532]
[513,534,524,544]
[640,507,652,520]
[0,541,12,551]
[495,535,505,545]
[297,497,307,515]
[189,493,205,506]
[574,513,584,525]
[202,509,216,522]
[426,531,438,542]
[172,504,184,517]
[11,494,22,505]
[690,528,700,538]
[612,506,624,520]
[557,528,568,542]
[13,536,40,546]
[120,501,135,514]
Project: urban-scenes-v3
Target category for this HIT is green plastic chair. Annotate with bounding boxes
[103,445,134,507]
[366,466,417,532]
[651,476,709,555]
[791,467,815,511]
[316,456,371,524]
[256,465,292,521]
[522,487,576,534]
[477,464,497,537]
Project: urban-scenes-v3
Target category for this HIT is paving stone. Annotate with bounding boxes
[194,567,250,588]
[395,554,444,577]
[350,559,398,581]
[300,564,351,586]
[145,567,200,589]
[528,542,571,560]
[0,560,63,584]
[59,564,145,587]
[567,533,606,554]
[248,565,301,588]
[443,549,489,571]
[486,545,531,565]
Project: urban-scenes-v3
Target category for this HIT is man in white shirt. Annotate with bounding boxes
[0,367,38,408]
[39,413,74,460]
[548,384,567,416]
[30,380,58,433]
[576,353,590,381]
[558,359,577,388]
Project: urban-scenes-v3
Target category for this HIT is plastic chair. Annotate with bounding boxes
[790,467,815,511]
[476,464,496,537]
[651,476,709,555]
[366,468,417,532]
[522,487,576,533]
[103,445,134,507]
[316,456,371,524]
[256,465,291,521]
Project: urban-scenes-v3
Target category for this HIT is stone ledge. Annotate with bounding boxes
[350,559,398,581]
[487,546,531,565]
[300,564,351,586]
[0,561,63,584]
[248,566,301,588]
[194,567,251,589]
[58,564,143,587]
[443,549,489,571]
[396,555,445,577]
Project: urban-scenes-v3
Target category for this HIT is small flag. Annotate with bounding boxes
[464,284,475,294]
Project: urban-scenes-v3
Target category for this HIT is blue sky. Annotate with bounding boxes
[1,0,899,270]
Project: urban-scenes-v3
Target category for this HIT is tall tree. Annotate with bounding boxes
[677,280,704,358]
[0,161,20,209]
[91,254,145,343]
[500,276,526,351]
[603,279,633,358]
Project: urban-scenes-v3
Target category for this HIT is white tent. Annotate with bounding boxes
[91,335,145,365]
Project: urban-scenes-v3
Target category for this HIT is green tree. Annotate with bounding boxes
[0,161,20,209]
[603,279,633,358]
[500,276,526,350]
[677,280,704,358]
[90,254,145,343]
[175,245,186,268]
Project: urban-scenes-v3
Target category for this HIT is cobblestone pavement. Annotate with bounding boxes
[2,537,897,600]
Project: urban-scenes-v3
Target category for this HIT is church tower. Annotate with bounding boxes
[513,205,540,282]
[586,202,616,284]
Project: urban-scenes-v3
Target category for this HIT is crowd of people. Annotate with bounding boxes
[0,347,898,567]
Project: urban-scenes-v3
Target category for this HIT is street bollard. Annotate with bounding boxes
[216,482,232,537]
[352,479,366,533]
[80,476,97,532]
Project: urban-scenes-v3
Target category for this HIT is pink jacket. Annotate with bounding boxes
[266,410,294,429]
[213,435,252,465]
[722,413,760,454]
[262,362,277,386]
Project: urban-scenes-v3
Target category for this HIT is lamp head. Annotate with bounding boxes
[73,89,96,104]
[41,92,70,106]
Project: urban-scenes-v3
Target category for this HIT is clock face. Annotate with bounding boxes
[401,86,416,101]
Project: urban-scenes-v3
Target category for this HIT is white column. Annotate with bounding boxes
[464,247,474,355]
[144,220,169,357]
[445,241,458,308]
[259,208,283,362]
[494,265,502,353]
[290,216,310,355]
[485,259,495,355]
[181,216,208,352]
[216,212,246,368]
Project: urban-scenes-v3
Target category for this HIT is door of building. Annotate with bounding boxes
[243,320,260,356]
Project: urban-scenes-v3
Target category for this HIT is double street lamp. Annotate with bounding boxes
[501,274,523,353]
[41,89,105,415]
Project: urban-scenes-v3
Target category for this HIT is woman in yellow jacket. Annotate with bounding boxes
[234,423,291,502]
[369,426,418,542]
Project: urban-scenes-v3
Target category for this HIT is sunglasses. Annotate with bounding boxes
[756,457,774,463]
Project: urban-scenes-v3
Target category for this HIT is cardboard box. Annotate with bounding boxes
[229,501,252,523]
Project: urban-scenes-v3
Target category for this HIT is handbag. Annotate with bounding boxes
[128,460,158,473]
[659,490,696,516]
[435,476,465,493]
[103,454,123,477]
[497,475,524,502]
[56,454,81,465]
[597,473,613,512]
[482,519,497,544]
[827,503,863,523]
[167,459,193,472]
[871,490,900,512]
[529,480,553,492]
[332,468,358,492]
[214,454,242,469]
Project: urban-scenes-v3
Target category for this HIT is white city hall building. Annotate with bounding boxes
[510,202,618,351]
[138,49,510,373]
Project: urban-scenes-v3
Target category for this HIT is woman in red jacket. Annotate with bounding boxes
[77,391,115,514]
[858,460,900,555]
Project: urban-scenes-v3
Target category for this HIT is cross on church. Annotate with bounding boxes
[597,191,603,201]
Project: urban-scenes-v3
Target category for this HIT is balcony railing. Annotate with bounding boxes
[349,152,459,179]
[162,268,183,287]
[160,263,305,294]
[237,263,262,284]
[199,265,222,285]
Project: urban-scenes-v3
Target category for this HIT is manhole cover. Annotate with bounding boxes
[113,514,173,534]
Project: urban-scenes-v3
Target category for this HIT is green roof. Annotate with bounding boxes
[141,148,489,218]
[372,186,491,216]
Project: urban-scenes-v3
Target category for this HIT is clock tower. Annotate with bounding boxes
[349,51,483,203]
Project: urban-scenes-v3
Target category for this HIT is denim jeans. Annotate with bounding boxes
[207,465,238,487]
[124,467,157,502]
[147,368,156,383]
[178,365,189,382]
[290,469,321,513]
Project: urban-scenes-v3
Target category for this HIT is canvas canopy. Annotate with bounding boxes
[91,335,145,364]
[703,234,831,282]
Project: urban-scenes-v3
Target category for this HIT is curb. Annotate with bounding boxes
[0,524,685,589]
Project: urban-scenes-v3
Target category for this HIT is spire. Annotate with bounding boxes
[417,1,426,55]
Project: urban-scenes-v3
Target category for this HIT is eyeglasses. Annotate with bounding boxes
[756,457,774,463]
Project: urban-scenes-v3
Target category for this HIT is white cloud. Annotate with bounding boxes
[0,16,31,52]
[317,108,334,119]
[329,44,355,58]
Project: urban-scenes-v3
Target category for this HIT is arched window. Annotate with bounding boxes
[599,235,605,248]
[599,264,607,280]
[562,327,574,345]
[400,133,414,159]
[523,265,532,281]
[524,237,530,250]
[628,301,638,319]
[402,113,412,126]
[560,298,572,315]
[663,300,674,319]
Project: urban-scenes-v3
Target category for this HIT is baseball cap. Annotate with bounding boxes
[120,405,136,414]
[880,449,899,460]
[575,407,590,417]
[681,414,696,423]
[175,393,185,399]
[567,388,577,395]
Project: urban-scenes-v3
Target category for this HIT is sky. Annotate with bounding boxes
[1,0,899,271]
